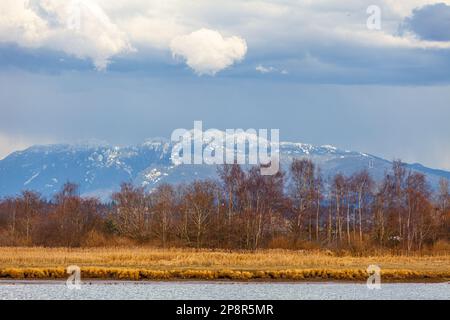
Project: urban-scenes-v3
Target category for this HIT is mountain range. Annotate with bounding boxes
[0,134,449,201]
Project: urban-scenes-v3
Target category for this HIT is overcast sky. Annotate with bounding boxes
[1,0,450,170]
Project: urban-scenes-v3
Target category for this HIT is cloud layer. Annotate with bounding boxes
[1,0,450,80]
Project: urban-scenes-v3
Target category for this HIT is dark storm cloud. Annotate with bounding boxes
[402,3,450,41]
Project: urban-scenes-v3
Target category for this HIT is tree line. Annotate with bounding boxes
[0,160,448,252]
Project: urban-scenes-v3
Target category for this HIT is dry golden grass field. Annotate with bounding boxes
[0,247,449,281]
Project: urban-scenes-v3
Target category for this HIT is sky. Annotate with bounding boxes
[0,0,450,170]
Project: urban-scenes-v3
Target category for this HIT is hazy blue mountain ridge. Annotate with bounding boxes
[0,136,448,201]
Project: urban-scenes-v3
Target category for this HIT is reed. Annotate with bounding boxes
[0,247,448,281]
[0,267,448,281]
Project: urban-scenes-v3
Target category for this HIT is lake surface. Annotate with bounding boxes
[0,281,448,300]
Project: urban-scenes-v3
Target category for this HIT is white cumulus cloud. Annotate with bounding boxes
[170,28,247,75]
[0,0,133,70]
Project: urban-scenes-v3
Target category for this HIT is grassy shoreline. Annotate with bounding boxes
[0,267,449,282]
[0,247,448,282]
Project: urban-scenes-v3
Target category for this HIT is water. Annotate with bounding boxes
[0,281,448,300]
